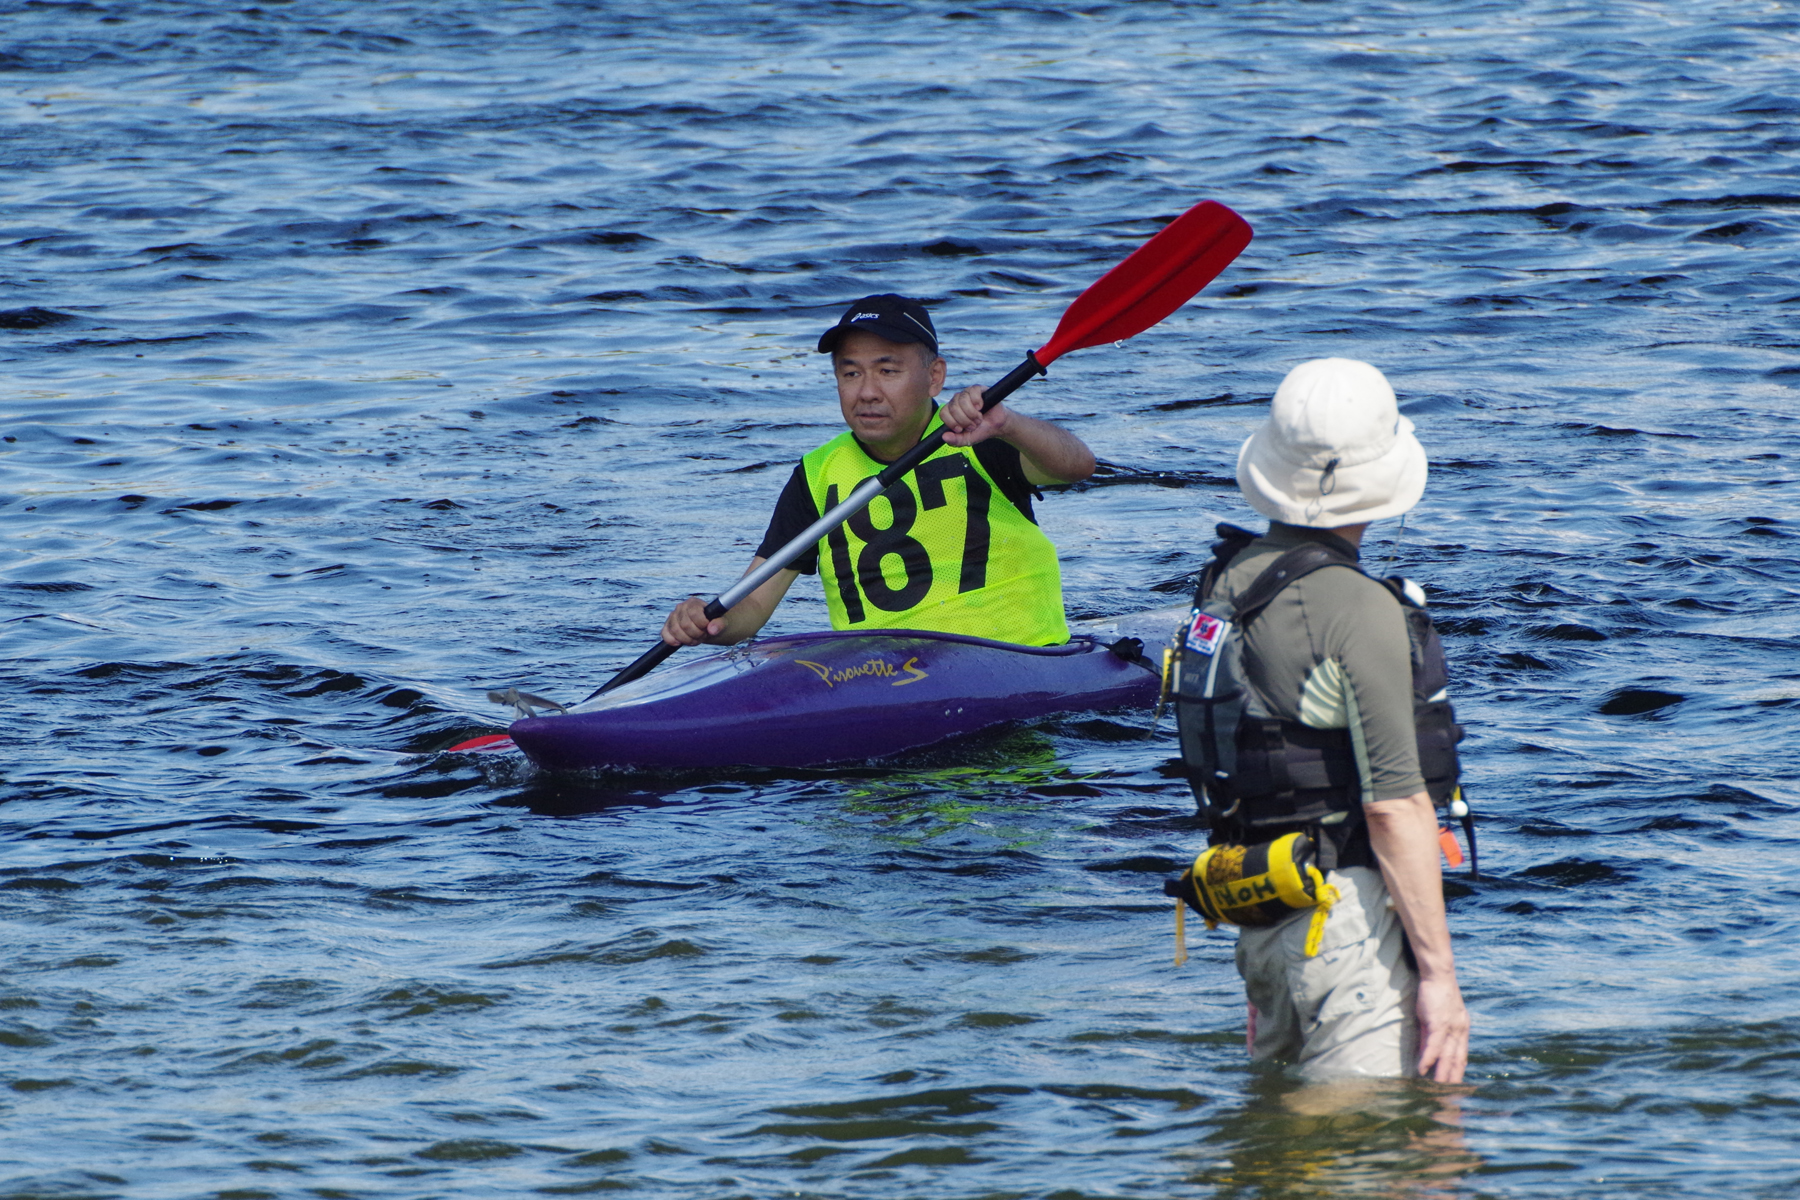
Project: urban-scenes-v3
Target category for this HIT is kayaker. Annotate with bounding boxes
[1170,358,1470,1082]
[661,294,1096,648]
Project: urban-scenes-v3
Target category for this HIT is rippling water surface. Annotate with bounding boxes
[4,1,1799,1196]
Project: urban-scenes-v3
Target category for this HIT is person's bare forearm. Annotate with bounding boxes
[1365,791,1455,976]
[996,409,1096,484]
[1365,789,1469,1082]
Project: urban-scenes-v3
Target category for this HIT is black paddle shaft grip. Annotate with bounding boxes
[981,351,1048,411]
[594,597,733,697]
[599,639,678,694]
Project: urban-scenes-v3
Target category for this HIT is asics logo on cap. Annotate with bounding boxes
[819,294,936,354]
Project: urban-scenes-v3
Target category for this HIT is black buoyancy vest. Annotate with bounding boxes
[1173,524,1465,865]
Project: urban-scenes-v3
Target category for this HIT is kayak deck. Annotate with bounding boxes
[505,607,1181,771]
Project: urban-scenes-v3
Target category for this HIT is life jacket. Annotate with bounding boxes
[1171,523,1465,869]
[800,412,1070,646]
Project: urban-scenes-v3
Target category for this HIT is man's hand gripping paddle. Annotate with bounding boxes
[594,200,1251,698]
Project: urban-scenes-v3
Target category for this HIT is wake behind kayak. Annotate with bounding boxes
[468,608,1178,771]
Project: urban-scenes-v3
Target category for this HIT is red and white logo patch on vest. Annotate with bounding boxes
[1185,610,1226,655]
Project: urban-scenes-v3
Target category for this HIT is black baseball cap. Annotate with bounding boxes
[816,294,938,355]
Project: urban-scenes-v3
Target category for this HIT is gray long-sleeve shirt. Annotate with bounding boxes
[1214,523,1424,803]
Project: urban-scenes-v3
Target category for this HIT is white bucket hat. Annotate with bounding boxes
[1235,358,1427,527]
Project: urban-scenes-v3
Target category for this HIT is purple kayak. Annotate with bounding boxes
[505,607,1180,771]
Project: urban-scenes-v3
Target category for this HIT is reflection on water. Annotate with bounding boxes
[494,778,683,816]
[494,727,1103,839]
[828,729,1077,846]
[1194,1077,1480,1200]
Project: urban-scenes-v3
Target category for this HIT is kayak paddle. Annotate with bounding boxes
[593,199,1253,698]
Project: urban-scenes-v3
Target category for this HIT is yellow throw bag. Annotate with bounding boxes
[1164,832,1339,961]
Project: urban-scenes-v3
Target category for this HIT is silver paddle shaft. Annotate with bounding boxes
[713,474,886,612]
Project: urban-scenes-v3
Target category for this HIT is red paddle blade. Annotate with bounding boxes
[1036,200,1252,367]
[448,733,516,753]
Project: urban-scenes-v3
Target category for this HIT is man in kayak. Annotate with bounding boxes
[1172,358,1470,1082]
[661,294,1096,648]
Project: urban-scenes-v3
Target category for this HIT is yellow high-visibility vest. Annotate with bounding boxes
[800,414,1070,645]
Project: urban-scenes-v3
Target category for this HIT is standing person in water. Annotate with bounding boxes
[1168,358,1469,1082]
[661,295,1097,648]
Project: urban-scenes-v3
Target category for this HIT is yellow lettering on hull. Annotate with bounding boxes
[795,656,931,689]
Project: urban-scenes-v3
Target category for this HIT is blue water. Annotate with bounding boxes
[4,1,1799,1196]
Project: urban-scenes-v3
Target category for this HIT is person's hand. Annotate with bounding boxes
[1414,973,1470,1083]
[661,595,723,646]
[940,384,1011,448]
